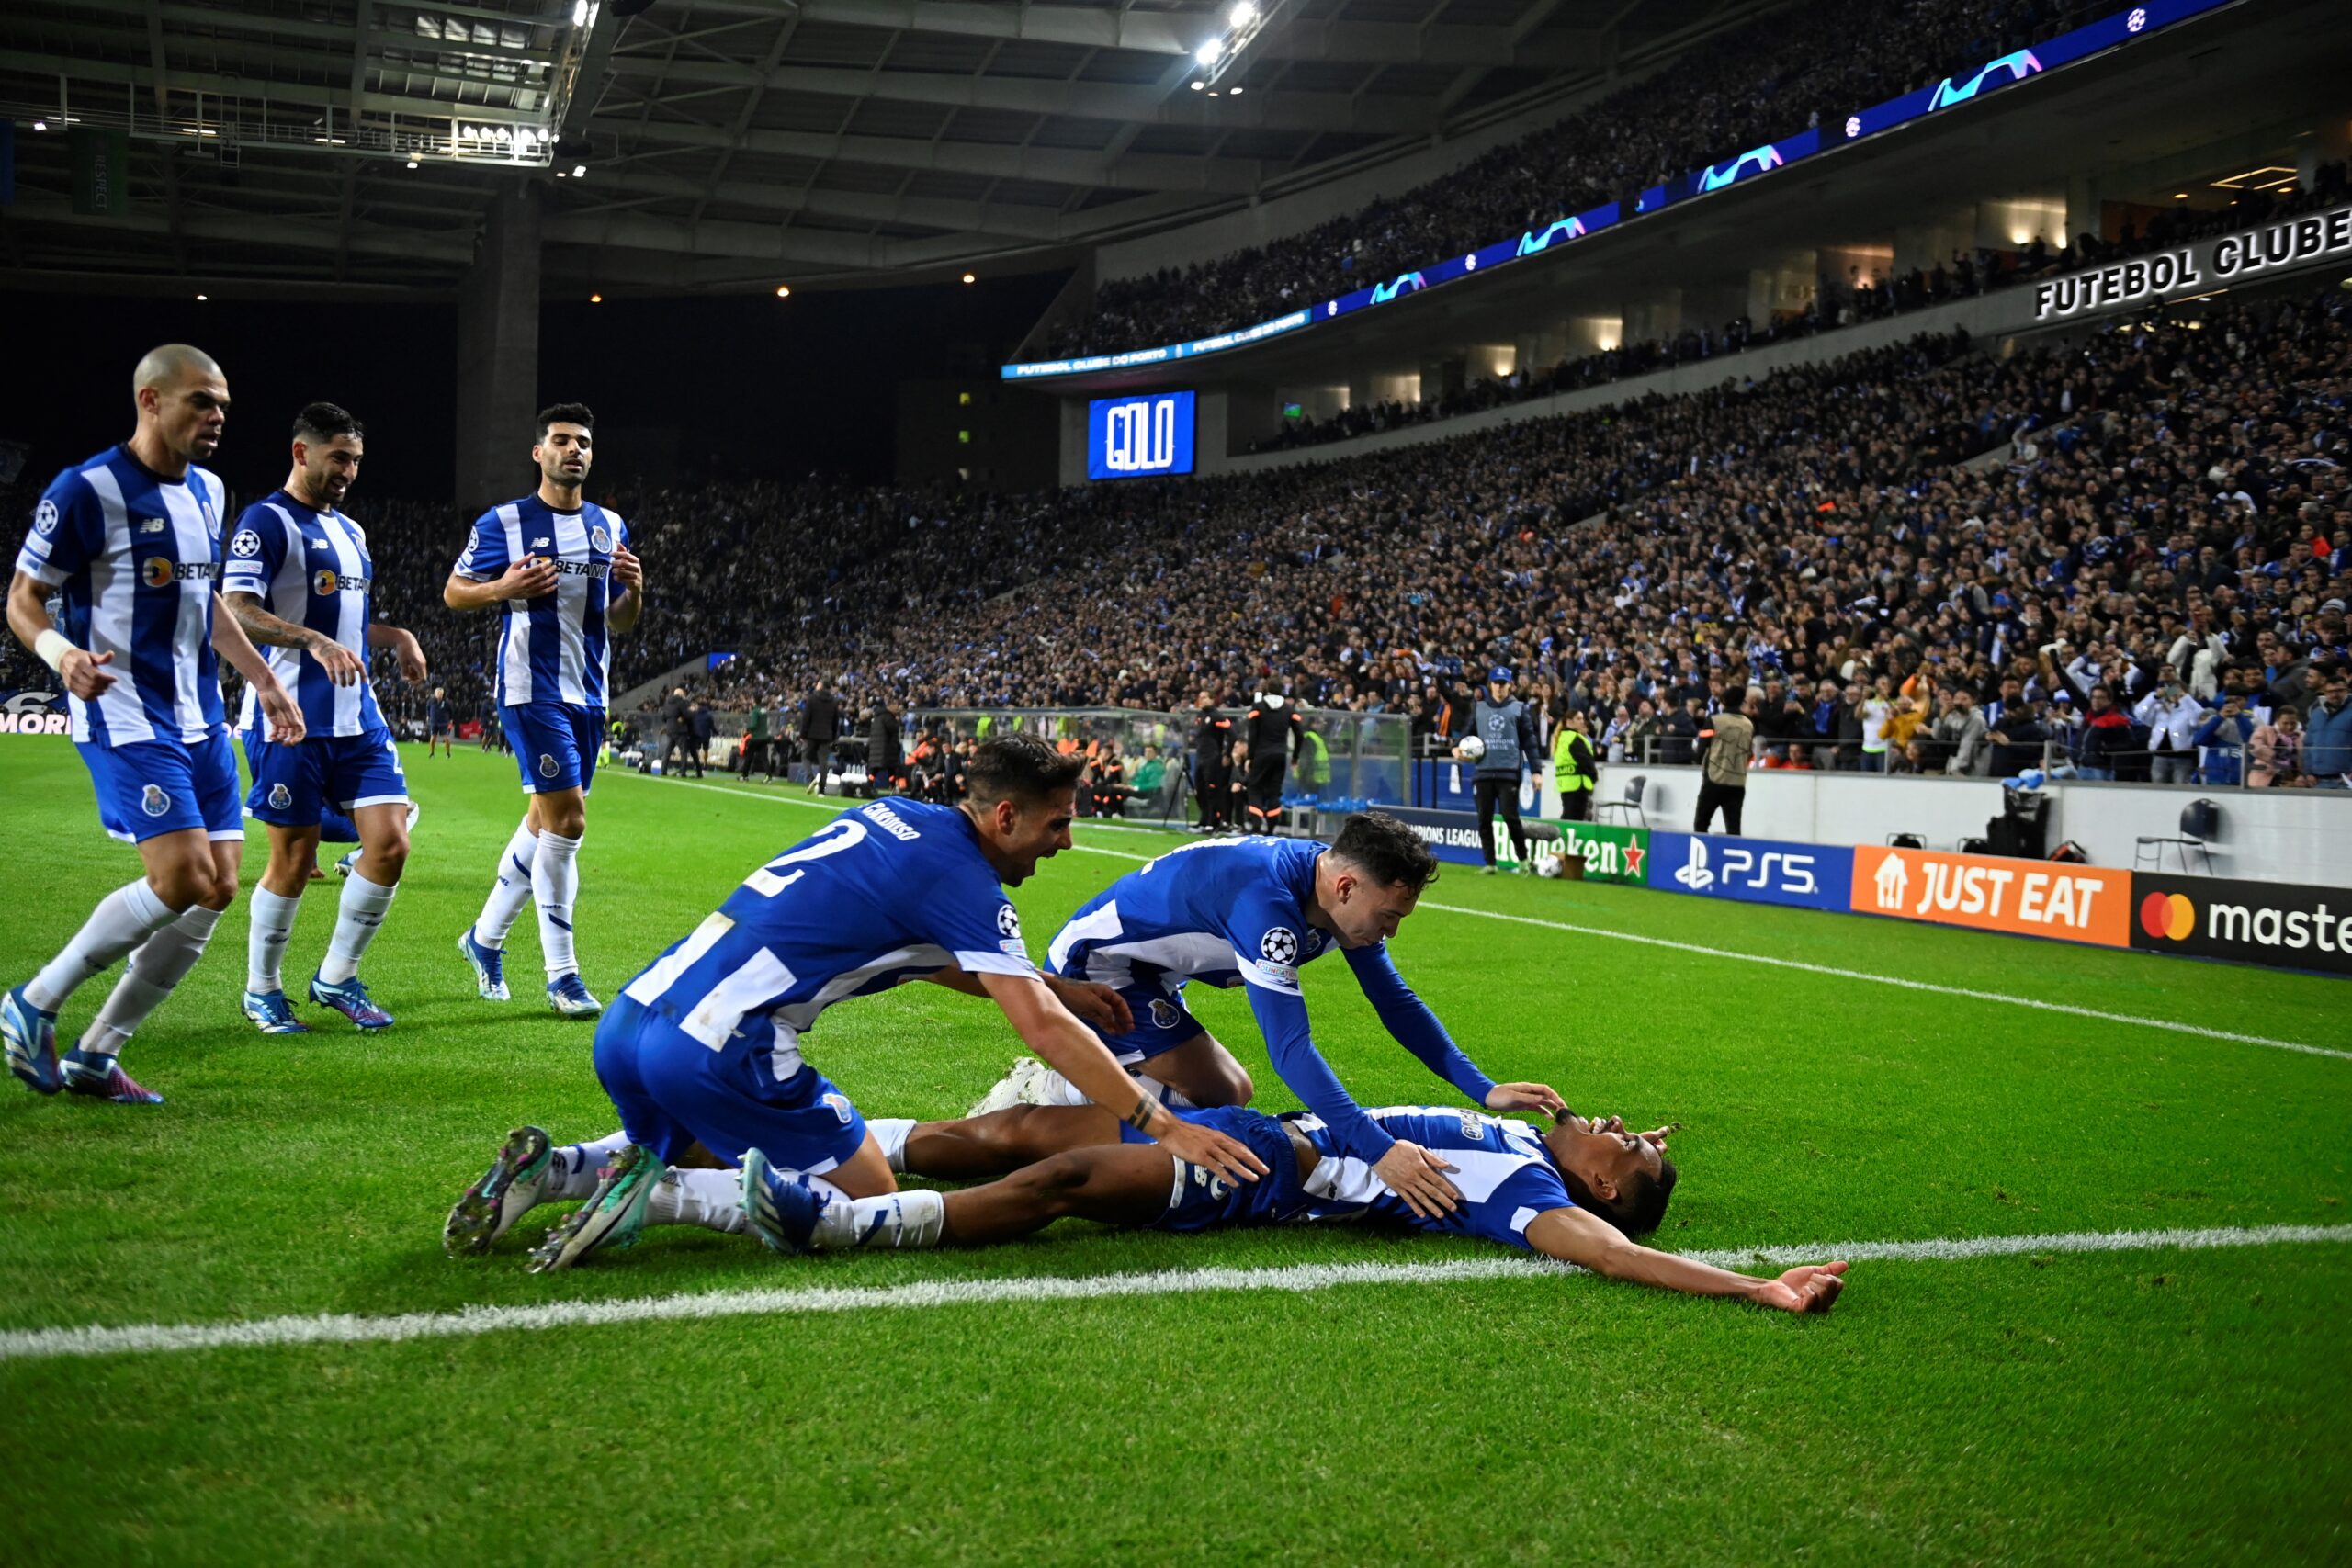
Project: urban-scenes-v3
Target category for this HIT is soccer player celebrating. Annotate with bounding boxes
[446,403,642,1018]
[2,344,306,1105]
[442,736,1267,1269]
[967,812,1564,1220]
[222,403,428,1034]
[744,1101,1845,1314]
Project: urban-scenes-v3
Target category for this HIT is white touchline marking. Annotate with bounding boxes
[1421,902,2351,1061]
[619,776,2346,1060]
[1,1224,2342,1362]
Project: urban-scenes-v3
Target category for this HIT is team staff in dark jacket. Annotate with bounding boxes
[800,683,841,795]
[1190,689,1234,832]
[1241,691,1307,834]
[867,694,905,797]
[1455,667,1542,874]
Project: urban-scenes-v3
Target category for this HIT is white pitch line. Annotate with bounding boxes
[1,1224,2343,1363]
[621,774,2346,1061]
[1421,903,2352,1061]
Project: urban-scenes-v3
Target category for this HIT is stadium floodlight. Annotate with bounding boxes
[1193,0,1276,87]
[775,284,791,298]
[1190,80,1204,91]
[1195,38,1223,65]
[571,163,587,178]
[1230,2,1256,25]
[572,0,588,23]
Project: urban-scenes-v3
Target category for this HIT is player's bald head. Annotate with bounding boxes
[132,344,223,398]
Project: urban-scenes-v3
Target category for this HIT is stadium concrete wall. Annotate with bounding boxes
[1577,763,2352,888]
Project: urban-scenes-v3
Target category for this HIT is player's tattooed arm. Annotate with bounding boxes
[223,591,366,687]
[210,594,308,744]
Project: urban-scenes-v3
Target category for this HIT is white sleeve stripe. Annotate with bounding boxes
[952,950,1035,976]
[17,558,65,587]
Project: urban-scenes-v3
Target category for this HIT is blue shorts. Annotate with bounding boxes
[503,702,604,795]
[1123,1106,1308,1233]
[78,728,243,844]
[591,997,866,1175]
[243,725,407,828]
[1078,981,1205,1066]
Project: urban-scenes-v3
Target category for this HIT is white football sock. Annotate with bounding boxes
[245,886,302,995]
[471,818,539,950]
[870,1118,916,1172]
[1038,1068,1091,1108]
[81,904,222,1055]
[25,878,180,1014]
[549,1132,634,1197]
[532,829,583,977]
[808,1180,945,1251]
[647,1167,747,1234]
[1139,1076,1200,1111]
[318,871,397,985]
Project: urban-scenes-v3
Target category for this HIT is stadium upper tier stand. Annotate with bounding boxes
[1042,0,2117,360]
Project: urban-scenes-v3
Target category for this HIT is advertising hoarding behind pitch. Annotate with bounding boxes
[1850,845,2130,948]
[2129,874,2352,976]
[1646,832,1854,911]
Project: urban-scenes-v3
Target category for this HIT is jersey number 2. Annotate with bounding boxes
[744,818,869,897]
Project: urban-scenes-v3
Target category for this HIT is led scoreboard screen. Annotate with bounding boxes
[1086,390,1196,480]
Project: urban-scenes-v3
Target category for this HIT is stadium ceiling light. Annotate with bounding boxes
[1195,38,1223,65]
[31,118,47,130]
[1229,85,1244,95]
[1189,80,1204,91]
[406,157,420,168]
[962,272,977,284]
[775,284,791,298]
[195,293,208,300]
[572,0,589,24]
[590,292,603,302]
[571,163,587,178]
[1230,2,1256,24]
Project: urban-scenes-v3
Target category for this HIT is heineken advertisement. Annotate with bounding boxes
[1555,820,1650,885]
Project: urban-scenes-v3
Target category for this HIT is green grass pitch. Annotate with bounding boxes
[0,739,2346,1565]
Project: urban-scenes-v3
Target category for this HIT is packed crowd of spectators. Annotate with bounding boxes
[1254,163,2352,455]
[1041,0,2110,358]
[7,282,2348,795]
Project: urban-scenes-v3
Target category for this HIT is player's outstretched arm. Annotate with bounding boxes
[8,570,115,700]
[1525,1206,1848,1314]
[210,594,306,744]
[924,965,1134,1035]
[977,970,1267,1186]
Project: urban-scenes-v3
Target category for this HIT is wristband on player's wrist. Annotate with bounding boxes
[34,628,74,673]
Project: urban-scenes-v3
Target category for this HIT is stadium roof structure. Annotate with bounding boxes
[0,0,1770,298]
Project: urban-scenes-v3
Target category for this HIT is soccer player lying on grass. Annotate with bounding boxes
[442,734,1267,1271]
[968,811,1569,1222]
[731,1101,1845,1314]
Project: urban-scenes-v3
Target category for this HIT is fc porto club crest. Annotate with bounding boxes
[589,525,612,553]
[268,783,292,811]
[141,784,171,818]
[1149,998,1181,1031]
[538,753,560,779]
[1259,927,1298,965]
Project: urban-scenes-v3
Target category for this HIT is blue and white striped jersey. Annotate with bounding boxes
[222,490,384,739]
[452,493,628,709]
[14,446,227,747]
[619,798,1035,1085]
[1294,1105,1576,1250]
[1047,836,1496,1164]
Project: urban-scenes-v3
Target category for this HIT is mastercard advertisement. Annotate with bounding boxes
[2128,873,2352,976]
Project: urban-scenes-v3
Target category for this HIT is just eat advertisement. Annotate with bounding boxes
[1849,845,2132,948]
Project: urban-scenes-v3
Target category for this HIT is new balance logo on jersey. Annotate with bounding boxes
[138,516,167,535]
[530,537,551,549]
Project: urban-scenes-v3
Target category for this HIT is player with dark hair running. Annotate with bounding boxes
[3,344,306,1104]
[447,403,643,1018]
[967,811,1566,1222]
[441,735,1269,1271]
[739,1100,1843,1314]
[222,402,429,1034]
